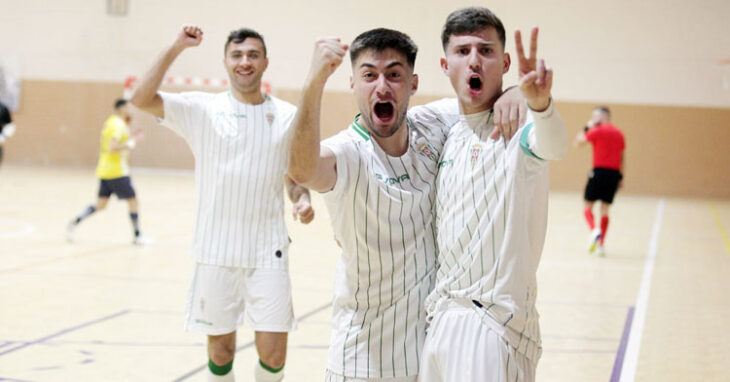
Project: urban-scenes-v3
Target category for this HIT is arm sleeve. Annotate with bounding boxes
[159,91,211,140]
[408,98,460,137]
[111,119,126,142]
[521,99,568,161]
[585,127,597,143]
[320,131,354,199]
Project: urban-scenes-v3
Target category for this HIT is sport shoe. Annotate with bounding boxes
[596,245,606,257]
[588,228,602,253]
[133,235,154,246]
[66,221,76,242]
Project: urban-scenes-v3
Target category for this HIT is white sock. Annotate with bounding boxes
[255,359,284,382]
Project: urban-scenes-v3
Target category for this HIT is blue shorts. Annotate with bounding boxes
[98,176,136,199]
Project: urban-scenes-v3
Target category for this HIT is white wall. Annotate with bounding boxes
[1,0,729,107]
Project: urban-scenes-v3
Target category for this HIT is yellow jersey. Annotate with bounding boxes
[95,115,130,179]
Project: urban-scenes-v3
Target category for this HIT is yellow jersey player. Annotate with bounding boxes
[66,98,149,245]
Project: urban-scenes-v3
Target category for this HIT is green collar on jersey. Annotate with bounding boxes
[351,114,371,141]
[350,113,414,142]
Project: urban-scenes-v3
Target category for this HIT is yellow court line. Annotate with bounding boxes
[709,203,730,255]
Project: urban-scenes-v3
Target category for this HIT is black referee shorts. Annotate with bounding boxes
[98,176,136,199]
[584,168,622,204]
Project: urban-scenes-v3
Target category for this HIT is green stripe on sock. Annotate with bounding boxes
[209,359,233,376]
[259,359,284,373]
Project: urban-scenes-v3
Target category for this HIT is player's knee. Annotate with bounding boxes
[209,344,235,366]
[260,351,286,369]
[208,336,236,366]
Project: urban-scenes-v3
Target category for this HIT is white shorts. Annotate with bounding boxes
[418,302,536,382]
[325,369,416,382]
[184,263,296,335]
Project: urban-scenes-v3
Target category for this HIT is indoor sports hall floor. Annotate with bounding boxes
[0,165,728,381]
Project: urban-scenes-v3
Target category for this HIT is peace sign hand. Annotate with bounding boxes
[515,27,552,112]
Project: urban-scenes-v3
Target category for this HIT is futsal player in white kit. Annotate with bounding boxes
[418,8,568,382]
[130,25,314,382]
[288,28,460,382]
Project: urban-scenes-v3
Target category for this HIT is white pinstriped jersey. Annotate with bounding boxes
[320,104,454,379]
[160,91,296,268]
[427,101,563,361]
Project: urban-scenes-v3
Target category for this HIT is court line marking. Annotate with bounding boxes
[618,198,664,382]
[709,203,730,255]
[172,302,331,381]
[610,306,635,382]
[0,376,36,382]
[0,310,131,357]
[0,219,36,239]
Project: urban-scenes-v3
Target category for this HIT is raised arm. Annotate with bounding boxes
[130,25,203,118]
[287,38,348,192]
[573,129,589,148]
[573,116,598,147]
[515,27,567,160]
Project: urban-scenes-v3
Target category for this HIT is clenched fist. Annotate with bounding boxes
[307,38,349,85]
[175,25,203,49]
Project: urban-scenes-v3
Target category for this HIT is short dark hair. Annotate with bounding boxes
[441,7,506,52]
[595,106,611,117]
[114,98,128,110]
[350,28,418,69]
[225,28,266,56]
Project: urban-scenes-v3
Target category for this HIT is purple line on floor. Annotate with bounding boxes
[610,306,635,382]
[0,342,14,350]
[32,366,62,371]
[0,310,130,357]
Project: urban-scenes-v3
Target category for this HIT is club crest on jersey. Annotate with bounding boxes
[470,143,483,167]
[266,112,275,125]
[416,141,439,163]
